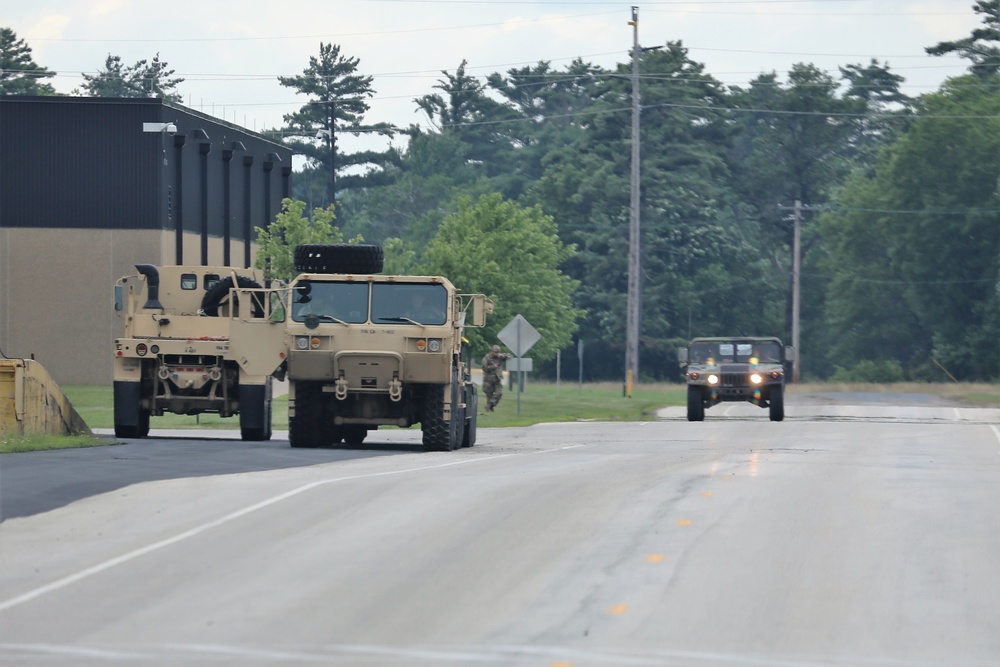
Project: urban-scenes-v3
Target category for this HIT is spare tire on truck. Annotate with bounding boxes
[294,244,384,274]
[201,276,264,317]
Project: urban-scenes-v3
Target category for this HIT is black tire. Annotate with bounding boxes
[342,425,368,445]
[201,275,263,317]
[294,244,384,274]
[289,382,324,448]
[769,384,785,422]
[421,384,457,451]
[462,383,478,448]
[687,385,705,422]
[114,381,150,438]
[239,381,273,441]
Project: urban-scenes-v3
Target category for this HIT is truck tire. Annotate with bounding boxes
[462,383,478,448]
[201,275,264,317]
[769,384,785,422]
[294,244,384,274]
[421,384,457,451]
[114,381,150,438]
[289,382,324,448]
[239,381,273,441]
[342,425,367,445]
[687,385,705,422]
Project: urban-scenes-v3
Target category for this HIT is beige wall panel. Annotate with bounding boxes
[0,228,163,385]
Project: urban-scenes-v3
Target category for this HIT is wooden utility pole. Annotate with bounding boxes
[625,6,641,396]
[778,200,820,383]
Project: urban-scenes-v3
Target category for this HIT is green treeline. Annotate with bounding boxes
[4,4,1000,382]
[306,42,1000,383]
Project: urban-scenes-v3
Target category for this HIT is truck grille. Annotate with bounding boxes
[721,373,749,387]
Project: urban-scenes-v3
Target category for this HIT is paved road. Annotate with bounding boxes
[1,397,999,666]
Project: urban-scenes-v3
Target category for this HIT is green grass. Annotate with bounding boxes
[1,433,110,454]
[4,380,996,453]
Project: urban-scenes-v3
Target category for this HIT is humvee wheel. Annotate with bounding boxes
[294,244,384,274]
[687,385,705,422]
[769,384,785,422]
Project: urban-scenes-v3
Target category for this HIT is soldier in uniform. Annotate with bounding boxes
[481,345,512,412]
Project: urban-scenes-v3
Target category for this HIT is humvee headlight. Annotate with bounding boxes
[428,339,441,352]
[296,336,309,350]
[136,343,148,357]
[707,374,719,385]
[750,373,763,385]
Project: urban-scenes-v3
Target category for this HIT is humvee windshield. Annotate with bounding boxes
[690,340,781,363]
[291,281,448,326]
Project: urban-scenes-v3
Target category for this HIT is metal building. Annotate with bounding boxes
[0,96,294,384]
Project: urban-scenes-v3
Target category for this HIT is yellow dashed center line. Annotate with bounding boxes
[701,491,713,497]
[677,519,693,526]
[646,554,665,563]
[608,603,629,615]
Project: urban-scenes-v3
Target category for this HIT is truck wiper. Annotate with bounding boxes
[378,317,423,326]
[317,315,350,326]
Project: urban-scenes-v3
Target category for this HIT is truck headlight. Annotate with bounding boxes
[707,374,719,385]
[428,339,441,352]
[750,373,763,385]
[296,336,309,350]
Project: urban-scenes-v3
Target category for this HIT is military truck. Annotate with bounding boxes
[112,264,280,440]
[244,244,491,451]
[678,337,794,422]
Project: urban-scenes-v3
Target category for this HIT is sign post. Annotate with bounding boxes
[497,314,541,415]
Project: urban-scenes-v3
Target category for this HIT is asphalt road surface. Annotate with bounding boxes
[1,395,999,666]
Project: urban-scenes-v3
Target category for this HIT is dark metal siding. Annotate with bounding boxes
[0,97,293,253]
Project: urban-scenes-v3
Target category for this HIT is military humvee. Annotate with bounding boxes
[113,265,280,440]
[678,337,794,422]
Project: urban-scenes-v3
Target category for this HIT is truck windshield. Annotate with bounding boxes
[291,282,369,323]
[691,340,782,363]
[371,283,448,325]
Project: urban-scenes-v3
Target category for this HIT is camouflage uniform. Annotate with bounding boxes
[481,345,511,411]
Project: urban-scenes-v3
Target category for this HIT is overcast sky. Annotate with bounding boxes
[6,0,984,156]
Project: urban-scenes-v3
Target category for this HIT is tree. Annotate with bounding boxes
[926,1,1000,78]
[254,199,344,282]
[821,75,1000,380]
[77,53,184,101]
[0,28,56,95]
[421,193,580,360]
[278,43,394,206]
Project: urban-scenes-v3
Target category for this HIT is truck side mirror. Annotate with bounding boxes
[785,346,796,362]
[677,347,688,366]
[114,285,124,312]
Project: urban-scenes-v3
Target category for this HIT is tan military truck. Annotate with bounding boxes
[247,244,492,451]
[678,336,794,422]
[113,264,280,440]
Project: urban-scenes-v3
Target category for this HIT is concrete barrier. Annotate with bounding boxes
[0,359,91,437]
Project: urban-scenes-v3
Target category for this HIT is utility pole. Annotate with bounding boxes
[777,200,820,383]
[625,5,641,397]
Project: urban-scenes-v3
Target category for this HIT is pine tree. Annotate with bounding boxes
[0,28,57,96]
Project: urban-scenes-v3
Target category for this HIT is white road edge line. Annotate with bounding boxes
[0,453,520,613]
[991,424,1000,447]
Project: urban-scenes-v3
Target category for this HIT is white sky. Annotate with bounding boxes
[5,0,984,158]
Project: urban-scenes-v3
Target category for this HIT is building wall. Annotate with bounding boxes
[0,97,291,386]
[0,227,262,385]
